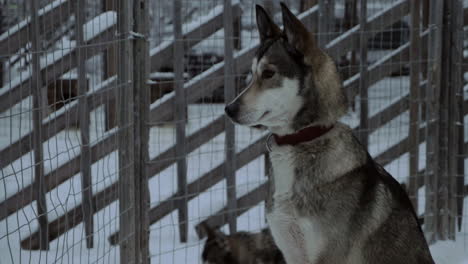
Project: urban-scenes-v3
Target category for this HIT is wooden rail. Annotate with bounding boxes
[0,0,76,56]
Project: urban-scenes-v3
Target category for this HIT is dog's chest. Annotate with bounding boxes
[267,150,325,263]
[269,151,295,197]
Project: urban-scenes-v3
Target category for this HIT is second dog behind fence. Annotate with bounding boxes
[200,223,285,264]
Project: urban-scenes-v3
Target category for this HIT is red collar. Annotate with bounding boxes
[273,125,334,146]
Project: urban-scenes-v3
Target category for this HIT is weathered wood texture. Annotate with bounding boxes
[408,0,421,210]
[357,0,369,147]
[117,0,136,262]
[132,0,151,262]
[103,0,118,130]
[223,0,238,235]
[447,0,464,235]
[29,0,49,251]
[76,0,94,249]
[424,0,444,243]
[173,0,189,243]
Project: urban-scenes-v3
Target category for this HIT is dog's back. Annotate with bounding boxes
[200,224,285,264]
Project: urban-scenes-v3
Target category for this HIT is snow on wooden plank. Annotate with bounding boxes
[0,11,117,114]
[0,0,76,56]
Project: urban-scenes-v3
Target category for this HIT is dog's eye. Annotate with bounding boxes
[261,69,275,79]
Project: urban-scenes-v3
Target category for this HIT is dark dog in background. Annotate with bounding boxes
[200,223,285,264]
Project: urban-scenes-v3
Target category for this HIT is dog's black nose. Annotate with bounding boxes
[225,102,239,118]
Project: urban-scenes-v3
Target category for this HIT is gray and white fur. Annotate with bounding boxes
[224,3,435,264]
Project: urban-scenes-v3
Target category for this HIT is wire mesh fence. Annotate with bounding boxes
[0,0,467,263]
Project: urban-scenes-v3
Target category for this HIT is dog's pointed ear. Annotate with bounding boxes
[280,2,316,54]
[256,5,281,42]
[200,222,225,240]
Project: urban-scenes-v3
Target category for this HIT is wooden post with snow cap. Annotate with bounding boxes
[173,0,189,243]
[224,0,238,234]
[29,0,49,250]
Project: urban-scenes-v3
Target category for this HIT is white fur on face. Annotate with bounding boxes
[229,56,303,129]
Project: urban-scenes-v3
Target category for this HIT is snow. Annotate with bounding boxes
[83,12,117,43]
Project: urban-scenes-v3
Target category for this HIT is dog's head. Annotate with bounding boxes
[200,223,238,264]
[225,3,347,134]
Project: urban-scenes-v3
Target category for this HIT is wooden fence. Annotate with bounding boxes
[0,0,467,262]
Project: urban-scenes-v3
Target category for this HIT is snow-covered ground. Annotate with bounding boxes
[1,74,468,263]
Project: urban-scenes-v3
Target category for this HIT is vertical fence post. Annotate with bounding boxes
[223,0,237,234]
[118,0,136,261]
[29,0,49,250]
[408,0,421,211]
[424,0,443,244]
[453,0,465,232]
[103,0,117,130]
[76,0,94,248]
[318,0,334,48]
[447,0,464,238]
[133,0,151,261]
[358,0,368,147]
[173,0,188,243]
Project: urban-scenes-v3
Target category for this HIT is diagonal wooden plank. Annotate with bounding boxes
[0,0,76,56]
[0,12,116,114]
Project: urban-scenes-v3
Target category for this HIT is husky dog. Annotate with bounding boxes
[224,3,435,264]
[200,223,285,264]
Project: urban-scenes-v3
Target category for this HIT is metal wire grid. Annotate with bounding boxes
[0,0,466,263]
